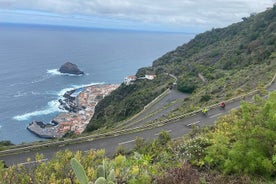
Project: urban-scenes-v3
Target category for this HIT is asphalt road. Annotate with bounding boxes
[1,79,275,166]
[120,88,190,129]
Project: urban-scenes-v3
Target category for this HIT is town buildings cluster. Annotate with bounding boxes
[28,84,119,138]
[56,84,119,135]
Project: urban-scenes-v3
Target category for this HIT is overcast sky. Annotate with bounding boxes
[0,0,275,32]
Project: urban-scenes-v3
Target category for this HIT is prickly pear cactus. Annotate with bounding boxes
[94,177,107,184]
[96,165,105,178]
[107,169,115,182]
[70,158,89,184]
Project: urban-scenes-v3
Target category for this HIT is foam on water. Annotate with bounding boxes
[71,82,104,89]
[47,69,84,77]
[13,91,28,98]
[57,82,104,96]
[10,74,52,87]
[13,100,64,121]
[31,75,52,84]
[31,91,42,95]
[13,82,104,121]
[13,91,49,98]
[47,69,61,75]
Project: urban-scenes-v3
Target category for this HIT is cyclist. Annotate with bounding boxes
[202,107,208,116]
[220,102,226,109]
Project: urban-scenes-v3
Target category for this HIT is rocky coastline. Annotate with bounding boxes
[27,84,119,139]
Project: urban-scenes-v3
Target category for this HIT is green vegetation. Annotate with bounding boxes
[0,141,14,151]
[1,92,276,183]
[87,73,173,131]
[204,93,276,176]
[153,5,276,110]
[86,5,276,132]
[70,158,88,184]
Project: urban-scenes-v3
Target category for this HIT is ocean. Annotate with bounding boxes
[0,24,194,144]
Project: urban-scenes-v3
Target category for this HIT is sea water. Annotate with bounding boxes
[0,24,194,144]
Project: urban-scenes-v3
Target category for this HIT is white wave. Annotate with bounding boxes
[10,74,52,87]
[47,69,61,75]
[57,82,104,97]
[31,91,45,96]
[10,82,26,87]
[57,87,76,97]
[31,75,51,84]
[13,100,65,121]
[71,82,104,89]
[47,69,84,77]
[14,91,47,98]
[13,82,104,121]
[13,91,28,98]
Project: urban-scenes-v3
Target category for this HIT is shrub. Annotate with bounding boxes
[176,136,211,166]
[204,92,276,176]
[153,162,200,184]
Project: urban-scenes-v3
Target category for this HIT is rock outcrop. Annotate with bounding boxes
[59,62,84,75]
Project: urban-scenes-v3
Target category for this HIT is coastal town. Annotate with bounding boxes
[27,84,119,138]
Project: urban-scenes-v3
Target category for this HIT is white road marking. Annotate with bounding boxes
[118,139,135,145]
[20,158,48,165]
[155,130,172,136]
[209,113,222,118]
[186,121,200,127]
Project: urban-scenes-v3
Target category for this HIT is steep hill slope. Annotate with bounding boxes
[86,6,276,132]
[153,6,276,93]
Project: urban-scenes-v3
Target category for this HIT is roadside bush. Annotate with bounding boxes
[177,76,199,93]
[153,162,200,184]
[204,92,276,176]
[175,136,211,166]
[157,131,171,145]
[200,94,211,102]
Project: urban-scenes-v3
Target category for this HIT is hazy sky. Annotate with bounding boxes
[0,0,275,32]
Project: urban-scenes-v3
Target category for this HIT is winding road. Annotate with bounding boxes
[1,77,275,167]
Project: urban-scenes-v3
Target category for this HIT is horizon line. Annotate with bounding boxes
[0,22,198,35]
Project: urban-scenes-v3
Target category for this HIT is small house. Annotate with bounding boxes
[124,75,137,85]
[145,74,156,80]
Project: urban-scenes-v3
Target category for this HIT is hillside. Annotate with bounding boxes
[2,91,276,183]
[86,73,174,131]
[86,6,276,132]
[153,7,276,93]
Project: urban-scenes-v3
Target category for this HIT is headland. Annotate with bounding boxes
[27,84,119,138]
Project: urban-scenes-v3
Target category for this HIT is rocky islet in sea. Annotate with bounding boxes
[59,62,84,75]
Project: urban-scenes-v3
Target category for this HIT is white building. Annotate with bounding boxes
[124,75,137,85]
[145,74,156,80]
